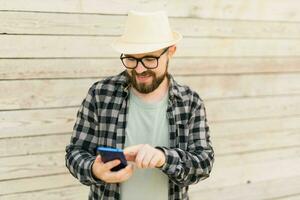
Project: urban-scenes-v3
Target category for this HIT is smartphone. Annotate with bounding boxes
[96,147,127,171]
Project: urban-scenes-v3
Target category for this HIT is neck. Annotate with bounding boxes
[131,75,169,103]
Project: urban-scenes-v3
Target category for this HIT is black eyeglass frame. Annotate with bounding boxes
[120,47,170,69]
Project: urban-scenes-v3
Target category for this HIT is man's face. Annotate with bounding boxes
[124,47,170,94]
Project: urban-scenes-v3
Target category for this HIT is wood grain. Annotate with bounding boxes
[1,0,300,21]
[189,175,300,200]
[0,185,89,200]
[1,12,300,38]
[0,174,79,196]
[1,107,299,139]
[1,35,300,58]
[1,74,300,110]
[1,1,300,199]
[1,146,299,197]
[1,57,300,80]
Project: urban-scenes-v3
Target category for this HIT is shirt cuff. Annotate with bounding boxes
[87,157,106,185]
[155,146,176,172]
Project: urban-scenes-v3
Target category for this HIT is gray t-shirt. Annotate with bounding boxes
[120,90,169,200]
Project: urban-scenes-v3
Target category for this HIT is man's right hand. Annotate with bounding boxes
[92,155,134,183]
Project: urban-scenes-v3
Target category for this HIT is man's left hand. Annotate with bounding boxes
[124,144,166,169]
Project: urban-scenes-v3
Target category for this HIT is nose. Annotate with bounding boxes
[134,60,147,74]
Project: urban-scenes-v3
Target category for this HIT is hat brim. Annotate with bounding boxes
[110,31,182,54]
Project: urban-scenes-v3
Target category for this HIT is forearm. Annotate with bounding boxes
[65,144,104,186]
[156,145,214,187]
[157,98,215,187]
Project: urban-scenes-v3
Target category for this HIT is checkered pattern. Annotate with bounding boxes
[65,71,215,200]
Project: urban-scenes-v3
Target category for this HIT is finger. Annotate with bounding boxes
[127,161,137,170]
[123,163,134,173]
[135,149,146,168]
[104,164,133,182]
[119,172,131,182]
[116,164,134,178]
[93,155,103,168]
[130,162,136,171]
[119,164,134,181]
[124,144,144,156]
[102,159,121,171]
[141,152,154,168]
[149,155,160,168]
[95,155,103,163]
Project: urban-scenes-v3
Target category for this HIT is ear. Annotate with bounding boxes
[167,45,177,59]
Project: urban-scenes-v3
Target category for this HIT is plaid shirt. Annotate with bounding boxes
[65,71,214,200]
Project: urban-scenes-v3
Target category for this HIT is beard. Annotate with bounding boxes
[125,60,169,94]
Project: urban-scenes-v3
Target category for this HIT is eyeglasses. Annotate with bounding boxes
[120,47,169,69]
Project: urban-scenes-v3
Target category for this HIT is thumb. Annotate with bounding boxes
[95,155,103,163]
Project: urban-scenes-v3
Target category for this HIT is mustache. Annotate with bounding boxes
[132,70,155,77]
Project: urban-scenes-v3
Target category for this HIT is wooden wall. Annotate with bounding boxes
[1,1,300,199]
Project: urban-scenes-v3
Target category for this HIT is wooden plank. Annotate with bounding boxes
[0,185,89,200]
[170,17,300,39]
[206,95,300,122]
[0,173,79,196]
[1,12,300,39]
[0,12,124,36]
[0,152,66,180]
[190,146,300,191]
[1,0,300,22]
[1,147,299,196]
[189,175,300,200]
[1,57,300,80]
[1,35,300,58]
[213,128,300,155]
[1,74,300,110]
[177,37,300,57]
[171,0,300,22]
[0,97,299,139]
[1,107,300,140]
[0,79,95,110]
[0,58,121,79]
[274,194,300,200]
[0,35,115,58]
[2,145,300,182]
[0,108,76,139]
[212,116,300,138]
[175,73,300,100]
[1,123,300,157]
[0,134,70,157]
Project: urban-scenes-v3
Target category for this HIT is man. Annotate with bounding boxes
[65,10,214,200]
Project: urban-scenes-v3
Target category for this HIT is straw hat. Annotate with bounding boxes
[110,10,182,54]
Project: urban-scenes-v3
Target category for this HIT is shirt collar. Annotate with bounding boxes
[167,73,183,101]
